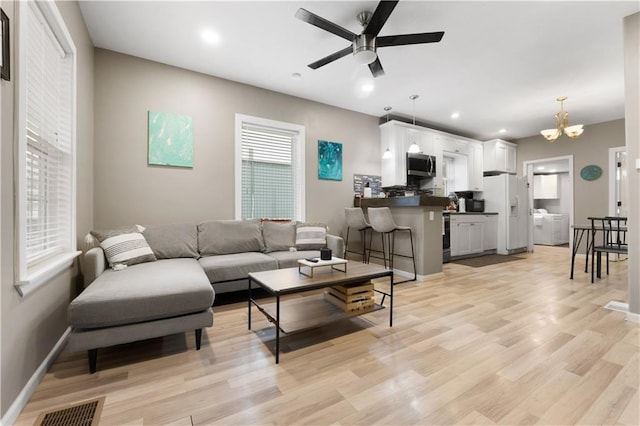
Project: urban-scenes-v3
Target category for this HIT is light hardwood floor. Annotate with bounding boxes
[15,245,639,425]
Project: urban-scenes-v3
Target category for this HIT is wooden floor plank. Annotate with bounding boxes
[12,245,639,426]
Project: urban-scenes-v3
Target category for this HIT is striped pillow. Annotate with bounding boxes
[90,227,157,268]
[295,223,327,250]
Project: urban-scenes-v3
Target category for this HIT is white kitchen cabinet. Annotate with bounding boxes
[533,174,559,199]
[450,215,484,256]
[468,142,484,191]
[381,120,482,193]
[483,139,517,174]
[381,121,408,187]
[451,214,498,257]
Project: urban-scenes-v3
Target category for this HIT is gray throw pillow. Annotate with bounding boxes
[90,226,157,268]
[142,223,199,259]
[295,222,327,250]
[262,221,295,253]
[198,219,265,255]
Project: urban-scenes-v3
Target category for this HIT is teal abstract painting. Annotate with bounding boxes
[148,110,194,168]
[318,140,342,181]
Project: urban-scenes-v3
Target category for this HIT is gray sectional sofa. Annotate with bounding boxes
[67,219,344,373]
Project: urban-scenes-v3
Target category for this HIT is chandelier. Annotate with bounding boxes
[540,96,584,142]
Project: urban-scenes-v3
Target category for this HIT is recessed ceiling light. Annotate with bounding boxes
[291,72,302,80]
[537,166,545,170]
[451,112,460,119]
[201,30,220,45]
[498,128,507,133]
[361,83,374,93]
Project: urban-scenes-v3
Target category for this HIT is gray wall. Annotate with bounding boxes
[93,49,381,236]
[0,1,94,418]
[515,119,626,227]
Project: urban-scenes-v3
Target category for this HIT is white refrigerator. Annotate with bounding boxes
[483,174,529,255]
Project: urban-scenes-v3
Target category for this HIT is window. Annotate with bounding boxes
[15,1,79,296]
[235,114,305,221]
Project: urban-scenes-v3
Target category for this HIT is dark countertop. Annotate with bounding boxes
[355,195,449,208]
[446,211,498,215]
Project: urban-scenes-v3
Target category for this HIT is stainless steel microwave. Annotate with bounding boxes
[406,153,436,178]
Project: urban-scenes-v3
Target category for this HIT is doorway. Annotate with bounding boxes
[524,156,574,253]
[608,146,628,217]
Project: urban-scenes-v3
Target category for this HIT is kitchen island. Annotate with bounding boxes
[355,196,449,279]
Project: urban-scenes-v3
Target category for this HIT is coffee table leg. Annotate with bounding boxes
[276,294,280,364]
[248,277,252,330]
[390,274,394,327]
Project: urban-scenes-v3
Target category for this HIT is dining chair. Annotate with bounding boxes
[589,216,628,283]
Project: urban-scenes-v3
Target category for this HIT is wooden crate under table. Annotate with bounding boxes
[324,281,374,312]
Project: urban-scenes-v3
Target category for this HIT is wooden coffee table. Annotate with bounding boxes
[248,261,394,363]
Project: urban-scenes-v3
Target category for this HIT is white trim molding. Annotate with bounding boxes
[1,328,71,426]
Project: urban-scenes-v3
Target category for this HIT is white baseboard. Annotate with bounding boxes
[393,268,443,282]
[626,311,640,323]
[1,327,70,426]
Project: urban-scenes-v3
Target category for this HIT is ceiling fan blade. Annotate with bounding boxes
[295,8,356,42]
[364,0,399,36]
[308,46,353,69]
[368,57,385,78]
[377,32,445,47]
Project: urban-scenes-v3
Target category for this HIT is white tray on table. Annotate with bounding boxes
[297,257,347,277]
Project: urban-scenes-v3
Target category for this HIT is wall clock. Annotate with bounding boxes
[580,165,602,181]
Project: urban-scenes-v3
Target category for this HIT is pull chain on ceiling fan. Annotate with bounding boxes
[295,0,444,78]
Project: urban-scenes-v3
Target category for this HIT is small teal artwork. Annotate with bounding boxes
[318,140,343,181]
[148,110,194,168]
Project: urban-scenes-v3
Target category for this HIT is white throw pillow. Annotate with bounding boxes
[90,226,157,268]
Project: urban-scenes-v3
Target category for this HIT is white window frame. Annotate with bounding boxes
[234,114,305,221]
[15,0,80,297]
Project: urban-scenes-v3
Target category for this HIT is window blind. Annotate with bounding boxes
[241,124,296,219]
[24,2,73,266]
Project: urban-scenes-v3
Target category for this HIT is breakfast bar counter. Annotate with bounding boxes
[355,196,449,279]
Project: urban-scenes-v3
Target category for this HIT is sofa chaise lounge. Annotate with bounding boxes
[67,219,344,373]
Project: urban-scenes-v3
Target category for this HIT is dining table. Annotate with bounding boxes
[570,219,628,280]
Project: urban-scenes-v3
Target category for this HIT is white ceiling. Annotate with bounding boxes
[78,1,639,141]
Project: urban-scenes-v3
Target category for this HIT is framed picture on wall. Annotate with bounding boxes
[318,140,343,181]
[1,8,9,81]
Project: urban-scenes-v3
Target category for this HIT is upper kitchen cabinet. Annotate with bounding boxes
[483,139,517,174]
[380,120,443,189]
[533,174,559,199]
[381,121,409,187]
[468,142,484,191]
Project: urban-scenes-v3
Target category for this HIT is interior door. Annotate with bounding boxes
[526,163,535,252]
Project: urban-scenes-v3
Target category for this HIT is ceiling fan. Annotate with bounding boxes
[295,0,444,78]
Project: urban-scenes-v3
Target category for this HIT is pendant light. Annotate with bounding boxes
[408,94,421,153]
[382,106,393,159]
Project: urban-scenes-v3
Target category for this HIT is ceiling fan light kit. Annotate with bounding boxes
[353,34,377,65]
[540,96,584,142]
[295,0,444,78]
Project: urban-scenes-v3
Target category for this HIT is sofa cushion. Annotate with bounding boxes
[143,223,199,259]
[199,252,278,283]
[68,258,213,329]
[262,221,295,253]
[90,227,157,268]
[198,219,265,255]
[265,250,321,269]
[295,223,327,250]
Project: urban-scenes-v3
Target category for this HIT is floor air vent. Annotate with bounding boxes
[34,396,105,426]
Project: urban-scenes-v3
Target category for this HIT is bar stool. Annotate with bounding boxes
[344,208,372,262]
[367,207,417,284]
